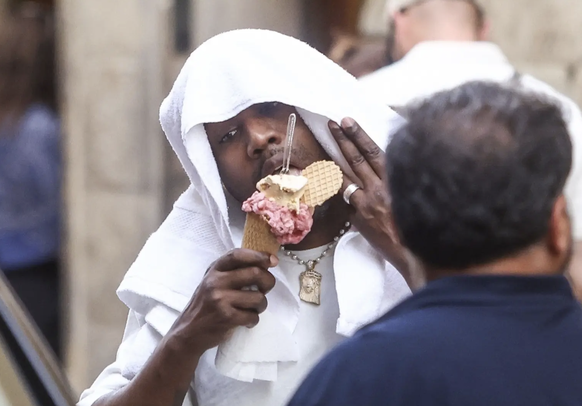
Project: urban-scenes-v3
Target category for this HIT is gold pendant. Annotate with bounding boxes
[299,261,322,305]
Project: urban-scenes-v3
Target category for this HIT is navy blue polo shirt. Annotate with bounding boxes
[288,275,582,406]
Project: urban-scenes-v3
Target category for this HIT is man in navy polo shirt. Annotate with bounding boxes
[288,81,582,406]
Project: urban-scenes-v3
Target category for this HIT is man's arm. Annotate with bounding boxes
[94,333,201,406]
[90,249,277,406]
[568,241,582,302]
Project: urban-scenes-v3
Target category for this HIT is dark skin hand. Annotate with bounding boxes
[94,249,277,406]
[328,117,423,289]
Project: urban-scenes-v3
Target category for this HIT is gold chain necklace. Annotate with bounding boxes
[282,222,351,306]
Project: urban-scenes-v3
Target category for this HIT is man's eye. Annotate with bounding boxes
[220,129,238,144]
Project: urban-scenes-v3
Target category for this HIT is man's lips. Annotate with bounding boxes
[261,155,304,178]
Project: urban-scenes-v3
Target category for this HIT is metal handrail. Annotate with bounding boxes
[0,268,75,405]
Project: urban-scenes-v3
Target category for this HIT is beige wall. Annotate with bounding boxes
[60,0,170,392]
[193,0,302,46]
[481,0,582,106]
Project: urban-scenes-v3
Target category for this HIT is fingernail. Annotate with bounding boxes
[328,121,341,131]
[341,117,356,132]
[269,255,279,267]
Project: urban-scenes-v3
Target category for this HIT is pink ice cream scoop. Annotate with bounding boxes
[242,191,313,245]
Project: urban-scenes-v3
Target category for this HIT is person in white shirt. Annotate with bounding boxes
[359,0,582,298]
[77,29,412,406]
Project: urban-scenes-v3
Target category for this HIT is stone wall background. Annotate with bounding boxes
[60,0,170,392]
[58,0,582,395]
[482,0,582,106]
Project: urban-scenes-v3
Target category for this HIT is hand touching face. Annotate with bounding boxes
[328,118,421,288]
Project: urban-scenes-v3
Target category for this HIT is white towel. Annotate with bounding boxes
[117,29,410,384]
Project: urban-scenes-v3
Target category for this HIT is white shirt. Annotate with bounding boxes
[78,245,345,406]
[359,41,582,240]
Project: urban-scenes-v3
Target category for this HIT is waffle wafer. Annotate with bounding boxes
[302,161,343,207]
[241,160,343,254]
[241,212,281,255]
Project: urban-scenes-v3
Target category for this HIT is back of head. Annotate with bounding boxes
[0,2,55,124]
[385,0,487,61]
[386,81,572,270]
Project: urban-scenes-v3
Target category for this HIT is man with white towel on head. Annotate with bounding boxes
[78,29,412,406]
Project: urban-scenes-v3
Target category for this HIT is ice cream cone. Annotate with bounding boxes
[241,212,281,255]
[241,161,343,252]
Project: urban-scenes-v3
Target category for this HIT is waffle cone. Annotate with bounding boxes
[302,161,343,207]
[241,212,281,255]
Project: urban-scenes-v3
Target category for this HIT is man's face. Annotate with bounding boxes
[205,102,330,203]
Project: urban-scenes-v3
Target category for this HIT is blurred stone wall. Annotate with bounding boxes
[60,0,170,392]
[482,0,582,106]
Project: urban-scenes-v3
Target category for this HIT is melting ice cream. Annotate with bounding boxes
[242,173,313,245]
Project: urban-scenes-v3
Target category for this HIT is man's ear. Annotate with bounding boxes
[547,195,571,257]
[477,19,490,41]
[392,11,407,33]
[390,11,409,61]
